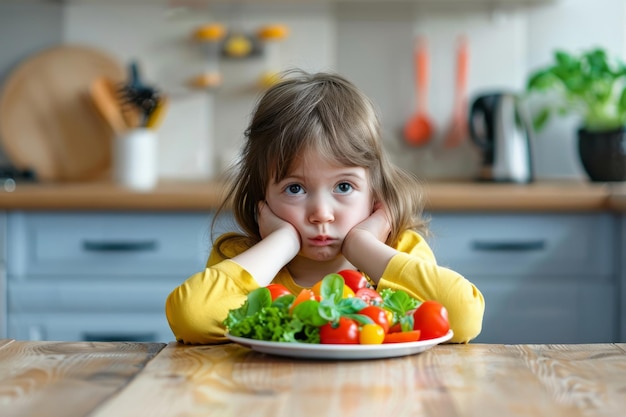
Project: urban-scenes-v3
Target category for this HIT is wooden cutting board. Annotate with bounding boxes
[0,44,126,182]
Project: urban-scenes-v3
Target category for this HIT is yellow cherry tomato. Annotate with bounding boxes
[384,308,394,326]
[343,285,355,299]
[359,323,385,345]
[311,282,355,299]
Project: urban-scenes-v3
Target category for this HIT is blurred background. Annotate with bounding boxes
[1,0,621,183]
[2,0,625,345]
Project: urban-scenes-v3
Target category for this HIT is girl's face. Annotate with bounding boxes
[265,149,374,262]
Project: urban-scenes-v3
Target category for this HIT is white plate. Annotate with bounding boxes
[226,330,453,360]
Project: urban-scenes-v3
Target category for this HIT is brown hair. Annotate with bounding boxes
[213,69,427,246]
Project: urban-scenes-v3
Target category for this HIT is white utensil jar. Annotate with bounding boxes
[114,128,158,190]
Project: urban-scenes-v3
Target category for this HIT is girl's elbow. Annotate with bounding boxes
[165,293,227,345]
[448,289,485,343]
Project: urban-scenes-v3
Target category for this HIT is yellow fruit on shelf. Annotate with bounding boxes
[257,24,289,41]
[224,34,253,58]
[188,72,222,89]
[193,23,226,42]
[258,71,281,89]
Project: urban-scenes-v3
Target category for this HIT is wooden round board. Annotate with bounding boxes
[0,44,125,182]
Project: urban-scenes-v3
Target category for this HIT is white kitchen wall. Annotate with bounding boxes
[31,0,626,180]
[64,2,336,180]
[527,0,626,179]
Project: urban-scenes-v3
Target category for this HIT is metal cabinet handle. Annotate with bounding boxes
[82,240,158,252]
[82,332,158,342]
[471,240,546,251]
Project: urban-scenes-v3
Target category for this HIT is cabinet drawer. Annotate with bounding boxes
[473,279,617,344]
[427,213,615,277]
[9,280,176,313]
[7,212,218,278]
[8,312,174,343]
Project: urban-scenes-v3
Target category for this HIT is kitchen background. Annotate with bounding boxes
[1,0,624,183]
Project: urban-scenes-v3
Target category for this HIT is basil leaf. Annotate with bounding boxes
[318,299,340,322]
[399,315,414,333]
[292,300,327,327]
[247,287,272,316]
[336,297,367,315]
[343,313,374,326]
[272,294,296,309]
[380,288,419,316]
[321,273,344,304]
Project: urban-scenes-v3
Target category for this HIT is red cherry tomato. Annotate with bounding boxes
[355,288,383,306]
[265,284,292,301]
[337,269,370,293]
[388,323,402,333]
[320,317,359,344]
[359,305,390,333]
[412,300,450,340]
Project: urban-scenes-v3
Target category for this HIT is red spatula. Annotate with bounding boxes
[443,35,469,148]
[403,36,434,146]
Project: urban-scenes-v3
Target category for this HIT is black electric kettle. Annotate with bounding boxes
[468,92,534,183]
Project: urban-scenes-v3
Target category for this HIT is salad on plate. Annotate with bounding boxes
[224,270,450,346]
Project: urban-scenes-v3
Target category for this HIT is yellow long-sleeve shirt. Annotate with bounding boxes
[165,230,485,344]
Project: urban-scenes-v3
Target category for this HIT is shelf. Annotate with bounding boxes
[17,0,557,7]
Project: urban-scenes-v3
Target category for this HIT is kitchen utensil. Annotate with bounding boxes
[469,92,534,183]
[403,36,434,146]
[89,77,127,135]
[118,61,160,126]
[146,96,169,130]
[0,44,125,182]
[102,77,141,129]
[443,36,469,148]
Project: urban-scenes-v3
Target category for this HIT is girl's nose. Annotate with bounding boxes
[308,197,334,224]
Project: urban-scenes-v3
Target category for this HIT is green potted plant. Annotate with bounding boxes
[526,47,626,181]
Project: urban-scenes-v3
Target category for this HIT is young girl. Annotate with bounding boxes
[166,70,484,344]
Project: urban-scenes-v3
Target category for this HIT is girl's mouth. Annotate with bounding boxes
[309,235,335,246]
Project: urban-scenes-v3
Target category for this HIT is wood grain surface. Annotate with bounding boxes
[0,338,15,350]
[0,44,125,182]
[0,340,165,417]
[87,342,626,417]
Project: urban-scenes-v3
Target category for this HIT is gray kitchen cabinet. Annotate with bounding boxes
[426,212,619,344]
[0,211,6,339]
[5,209,621,344]
[6,211,233,343]
[617,214,626,343]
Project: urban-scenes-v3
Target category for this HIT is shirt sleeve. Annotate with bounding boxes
[164,234,258,344]
[377,230,485,344]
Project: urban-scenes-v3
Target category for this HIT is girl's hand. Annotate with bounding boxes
[257,201,300,243]
[342,203,395,283]
[348,202,392,244]
[230,202,301,287]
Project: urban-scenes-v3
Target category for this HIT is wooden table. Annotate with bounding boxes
[1,339,625,417]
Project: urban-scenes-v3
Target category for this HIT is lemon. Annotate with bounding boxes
[224,34,252,58]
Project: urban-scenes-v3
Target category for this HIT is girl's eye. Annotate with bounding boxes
[285,184,304,195]
[335,182,353,194]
